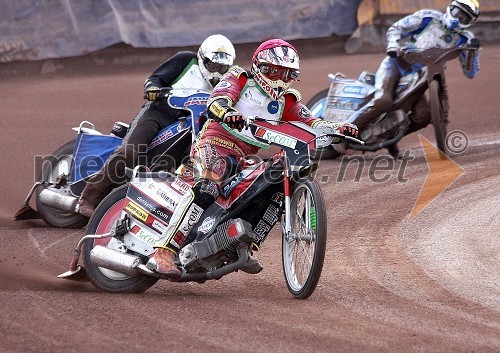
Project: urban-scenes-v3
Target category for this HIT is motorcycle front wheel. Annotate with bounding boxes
[282,178,327,299]
[35,139,89,228]
[429,80,448,156]
[83,185,159,293]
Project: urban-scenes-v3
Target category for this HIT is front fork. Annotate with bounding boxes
[283,169,293,237]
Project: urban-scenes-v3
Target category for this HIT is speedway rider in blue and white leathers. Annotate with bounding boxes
[346,0,480,155]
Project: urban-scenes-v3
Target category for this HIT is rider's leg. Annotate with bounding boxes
[148,177,220,277]
[78,103,174,217]
[348,57,401,130]
[407,95,431,134]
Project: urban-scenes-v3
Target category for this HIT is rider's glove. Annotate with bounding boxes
[387,47,401,58]
[222,111,246,131]
[336,122,359,139]
[469,38,481,49]
[144,86,161,101]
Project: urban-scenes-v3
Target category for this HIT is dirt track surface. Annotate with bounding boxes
[1,38,499,352]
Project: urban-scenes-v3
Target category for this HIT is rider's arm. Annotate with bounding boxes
[206,66,248,121]
[458,31,480,79]
[281,89,326,126]
[386,9,441,52]
[144,51,197,90]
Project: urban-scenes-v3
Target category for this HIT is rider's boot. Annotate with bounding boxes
[78,144,139,217]
[387,144,400,159]
[146,248,181,279]
[241,256,263,274]
[147,179,219,277]
[77,198,96,218]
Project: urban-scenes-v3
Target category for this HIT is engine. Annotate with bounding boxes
[178,218,255,270]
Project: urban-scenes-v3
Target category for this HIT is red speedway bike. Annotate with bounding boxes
[59,118,362,299]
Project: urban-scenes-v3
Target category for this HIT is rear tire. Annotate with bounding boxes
[429,80,448,157]
[83,185,159,293]
[35,140,88,228]
[282,178,327,299]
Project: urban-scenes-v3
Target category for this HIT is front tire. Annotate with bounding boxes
[429,80,448,157]
[35,140,88,228]
[282,178,327,299]
[83,185,159,293]
[306,88,329,117]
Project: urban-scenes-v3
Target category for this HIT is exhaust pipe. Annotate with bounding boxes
[90,245,142,276]
[38,188,79,212]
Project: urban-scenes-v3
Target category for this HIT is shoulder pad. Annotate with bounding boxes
[416,9,442,20]
[228,66,249,78]
[284,88,302,102]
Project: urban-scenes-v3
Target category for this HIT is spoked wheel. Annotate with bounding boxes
[83,185,159,293]
[35,139,89,228]
[429,80,448,157]
[282,178,327,299]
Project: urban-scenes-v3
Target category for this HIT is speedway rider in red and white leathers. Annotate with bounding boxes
[147,39,358,278]
[346,0,480,155]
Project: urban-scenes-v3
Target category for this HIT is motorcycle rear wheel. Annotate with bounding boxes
[35,139,89,228]
[282,178,327,299]
[83,185,159,293]
[429,80,448,156]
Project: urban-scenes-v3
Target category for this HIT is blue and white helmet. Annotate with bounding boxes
[442,0,480,30]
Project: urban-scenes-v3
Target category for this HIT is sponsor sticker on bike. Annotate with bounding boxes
[127,185,173,224]
[255,128,297,149]
[151,219,167,234]
[171,177,191,195]
[130,224,161,247]
[198,216,216,234]
[141,182,179,212]
[125,201,148,222]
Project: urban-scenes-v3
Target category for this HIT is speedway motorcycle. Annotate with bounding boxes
[15,88,209,228]
[57,118,363,299]
[307,45,479,159]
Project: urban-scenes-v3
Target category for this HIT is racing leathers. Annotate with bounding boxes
[79,51,215,211]
[347,9,480,132]
[151,66,346,256]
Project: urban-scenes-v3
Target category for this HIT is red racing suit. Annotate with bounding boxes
[194,66,322,180]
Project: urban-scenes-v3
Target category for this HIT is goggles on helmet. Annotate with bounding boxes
[450,5,474,25]
[259,64,300,83]
[203,57,230,74]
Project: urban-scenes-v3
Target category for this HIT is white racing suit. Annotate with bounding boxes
[347,9,480,132]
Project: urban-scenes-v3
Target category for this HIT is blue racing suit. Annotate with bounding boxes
[348,9,480,131]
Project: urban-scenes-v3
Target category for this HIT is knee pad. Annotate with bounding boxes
[192,178,219,209]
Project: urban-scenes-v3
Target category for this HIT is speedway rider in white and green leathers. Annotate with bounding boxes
[346,0,480,155]
[147,39,358,278]
[78,35,235,217]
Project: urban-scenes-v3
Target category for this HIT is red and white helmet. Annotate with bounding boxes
[198,34,236,86]
[251,39,300,99]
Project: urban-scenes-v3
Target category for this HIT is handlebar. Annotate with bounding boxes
[245,116,365,146]
[144,87,212,100]
[401,45,479,65]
